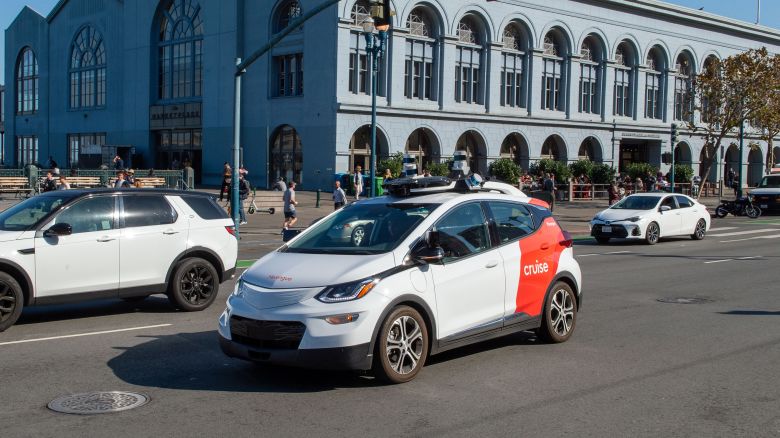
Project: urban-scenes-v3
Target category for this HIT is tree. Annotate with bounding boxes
[750,53,780,173]
[687,48,773,198]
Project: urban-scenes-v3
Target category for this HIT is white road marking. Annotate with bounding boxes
[704,256,762,264]
[720,234,780,243]
[576,254,600,257]
[709,229,778,237]
[605,251,631,255]
[704,259,732,264]
[0,324,173,347]
[708,227,737,232]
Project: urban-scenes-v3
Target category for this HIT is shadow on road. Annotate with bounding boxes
[426,330,538,366]
[17,296,177,325]
[718,310,780,316]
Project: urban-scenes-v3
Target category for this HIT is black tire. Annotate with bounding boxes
[691,219,707,240]
[537,282,577,343]
[350,225,366,246]
[373,306,429,384]
[746,205,762,219]
[0,272,24,332]
[168,257,220,311]
[715,205,728,218]
[595,236,610,244]
[121,295,149,303]
[645,222,660,245]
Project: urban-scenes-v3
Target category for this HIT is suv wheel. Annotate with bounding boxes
[537,282,577,343]
[169,258,219,311]
[373,306,429,384]
[0,272,23,332]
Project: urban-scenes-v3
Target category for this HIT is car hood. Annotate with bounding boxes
[750,188,780,195]
[0,230,25,242]
[594,209,650,222]
[241,251,396,289]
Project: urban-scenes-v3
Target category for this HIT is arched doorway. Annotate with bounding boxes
[674,142,692,166]
[405,128,440,173]
[455,130,487,175]
[348,125,389,173]
[500,133,530,172]
[771,146,780,169]
[541,135,568,162]
[748,148,764,187]
[699,146,717,183]
[724,144,739,182]
[578,137,602,162]
[269,125,303,185]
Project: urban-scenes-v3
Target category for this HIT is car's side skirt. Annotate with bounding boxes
[433,316,541,355]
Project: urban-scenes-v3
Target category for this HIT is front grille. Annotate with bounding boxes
[230,316,306,350]
[592,224,629,238]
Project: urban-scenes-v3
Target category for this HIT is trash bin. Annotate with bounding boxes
[374,177,384,196]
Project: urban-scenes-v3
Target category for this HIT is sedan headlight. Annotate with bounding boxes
[316,278,379,303]
[626,216,642,222]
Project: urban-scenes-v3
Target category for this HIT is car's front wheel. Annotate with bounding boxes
[350,226,366,246]
[537,282,577,343]
[168,258,220,311]
[0,272,23,332]
[373,306,429,384]
[691,219,707,240]
[645,222,660,245]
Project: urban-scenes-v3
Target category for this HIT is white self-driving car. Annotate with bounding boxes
[219,177,582,383]
[590,193,711,244]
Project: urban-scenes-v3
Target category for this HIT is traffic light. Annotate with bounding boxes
[369,0,395,29]
[671,123,679,146]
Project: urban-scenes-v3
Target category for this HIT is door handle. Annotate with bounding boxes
[485,260,499,268]
[540,243,550,250]
[97,236,115,242]
[163,229,180,235]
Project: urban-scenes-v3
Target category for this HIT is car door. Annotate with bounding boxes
[428,202,505,340]
[118,194,188,291]
[34,195,120,298]
[674,195,698,234]
[657,196,681,236]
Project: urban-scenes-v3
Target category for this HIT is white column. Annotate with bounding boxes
[603,62,616,122]
[486,43,503,113]
[440,37,457,110]
[568,55,582,119]
[387,30,408,107]
[529,50,544,114]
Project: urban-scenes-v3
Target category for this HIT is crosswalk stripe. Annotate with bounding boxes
[708,227,737,232]
[720,234,780,243]
[709,228,778,237]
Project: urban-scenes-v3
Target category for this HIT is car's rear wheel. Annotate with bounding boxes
[351,226,366,246]
[169,258,219,311]
[691,219,707,240]
[595,236,610,244]
[0,272,23,332]
[645,222,660,245]
[373,306,429,384]
[537,282,577,343]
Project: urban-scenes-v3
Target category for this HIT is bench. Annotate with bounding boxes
[0,177,33,198]
[40,176,102,189]
[135,177,168,188]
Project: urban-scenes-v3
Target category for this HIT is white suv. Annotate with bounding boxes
[219,177,582,383]
[0,189,238,332]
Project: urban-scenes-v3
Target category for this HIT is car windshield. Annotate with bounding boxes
[0,193,78,231]
[610,195,660,210]
[284,202,438,255]
[758,176,780,188]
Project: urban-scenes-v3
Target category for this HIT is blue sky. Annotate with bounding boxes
[1,0,778,83]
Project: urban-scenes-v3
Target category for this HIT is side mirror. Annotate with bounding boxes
[660,205,672,212]
[411,245,444,265]
[44,222,72,237]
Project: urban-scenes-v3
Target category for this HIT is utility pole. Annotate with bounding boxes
[670,123,678,192]
[757,0,761,24]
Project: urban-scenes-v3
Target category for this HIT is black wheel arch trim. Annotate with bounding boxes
[165,247,226,287]
[368,294,438,361]
[0,259,35,306]
[547,271,581,311]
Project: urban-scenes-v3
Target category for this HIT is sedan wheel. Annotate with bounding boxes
[374,306,428,384]
[645,222,660,245]
[691,219,707,240]
[537,282,577,343]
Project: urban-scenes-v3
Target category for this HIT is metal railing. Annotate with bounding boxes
[0,168,186,191]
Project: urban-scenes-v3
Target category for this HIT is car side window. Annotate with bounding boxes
[53,196,115,234]
[675,195,693,208]
[435,203,490,262]
[123,196,177,228]
[661,196,678,210]
[487,201,535,243]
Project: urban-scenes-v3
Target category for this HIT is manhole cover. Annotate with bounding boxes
[657,297,714,304]
[48,391,149,415]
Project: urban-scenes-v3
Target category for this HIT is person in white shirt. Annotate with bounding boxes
[333,181,347,210]
[353,166,363,201]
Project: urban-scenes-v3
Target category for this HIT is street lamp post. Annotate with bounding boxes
[737,119,745,198]
[361,18,388,197]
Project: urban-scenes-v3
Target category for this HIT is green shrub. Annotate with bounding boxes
[428,160,451,177]
[530,158,571,181]
[377,152,404,178]
[568,160,594,180]
[626,162,658,180]
[589,163,616,184]
[489,158,522,185]
[672,164,694,183]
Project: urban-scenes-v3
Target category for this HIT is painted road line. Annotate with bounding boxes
[720,234,780,243]
[576,254,600,257]
[704,256,762,264]
[708,227,737,232]
[605,251,631,255]
[0,324,173,347]
[236,260,256,268]
[704,259,732,264]
[708,229,778,237]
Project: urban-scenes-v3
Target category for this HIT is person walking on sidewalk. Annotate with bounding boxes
[219,162,231,202]
[353,166,364,201]
[283,181,298,230]
[333,180,347,210]
[542,173,556,212]
[232,174,250,225]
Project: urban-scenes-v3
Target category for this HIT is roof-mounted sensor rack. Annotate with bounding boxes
[383,174,488,197]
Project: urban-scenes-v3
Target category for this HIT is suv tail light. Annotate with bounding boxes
[225,225,237,237]
[559,230,573,248]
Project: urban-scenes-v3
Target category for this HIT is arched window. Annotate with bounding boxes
[673,54,693,122]
[614,42,635,117]
[404,8,438,100]
[157,0,203,100]
[579,37,601,114]
[455,16,485,105]
[542,31,567,111]
[701,56,720,123]
[348,0,386,97]
[501,23,526,108]
[274,0,301,33]
[16,47,38,114]
[645,48,665,120]
[270,125,303,185]
[69,26,106,109]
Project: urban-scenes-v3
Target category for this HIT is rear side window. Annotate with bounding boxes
[122,196,177,227]
[675,196,693,208]
[181,196,229,220]
[487,202,535,243]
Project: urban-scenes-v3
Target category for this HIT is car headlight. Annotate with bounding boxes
[626,216,642,222]
[316,278,379,303]
[232,279,245,297]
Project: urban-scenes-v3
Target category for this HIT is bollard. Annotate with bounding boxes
[316,189,321,208]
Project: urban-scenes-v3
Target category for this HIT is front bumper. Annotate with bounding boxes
[590,222,644,239]
[219,335,372,370]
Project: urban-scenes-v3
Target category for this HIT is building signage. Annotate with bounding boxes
[620,132,662,140]
[150,103,202,130]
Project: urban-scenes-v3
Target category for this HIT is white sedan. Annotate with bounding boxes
[590,193,711,245]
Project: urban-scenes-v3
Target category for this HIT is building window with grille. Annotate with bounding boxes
[674,56,693,122]
[348,1,385,97]
[69,26,107,109]
[578,40,599,114]
[16,136,38,166]
[273,53,303,97]
[157,0,203,101]
[16,47,38,114]
[274,0,302,33]
[404,9,436,100]
[454,18,483,105]
[501,25,525,108]
[613,46,633,117]
[541,34,565,111]
[645,53,664,120]
[67,133,106,168]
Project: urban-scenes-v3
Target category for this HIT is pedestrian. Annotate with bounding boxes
[283,181,298,230]
[423,169,431,177]
[220,162,231,202]
[236,174,250,225]
[57,175,71,190]
[333,180,347,210]
[644,171,656,192]
[52,161,60,176]
[113,154,124,170]
[239,165,249,178]
[383,168,393,182]
[352,166,364,201]
[114,171,130,188]
[608,181,620,205]
[542,172,555,212]
[41,171,57,192]
[274,176,287,192]
[634,178,644,193]
[126,169,136,186]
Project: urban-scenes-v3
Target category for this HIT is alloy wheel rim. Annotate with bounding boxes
[648,224,659,242]
[353,228,365,246]
[696,220,706,238]
[0,282,16,323]
[180,265,214,305]
[386,315,424,375]
[549,289,575,336]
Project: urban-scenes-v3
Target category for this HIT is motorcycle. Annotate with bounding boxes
[715,196,762,218]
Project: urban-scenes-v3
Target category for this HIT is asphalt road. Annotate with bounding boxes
[1,216,779,437]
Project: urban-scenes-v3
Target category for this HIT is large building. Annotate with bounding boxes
[4,0,780,188]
